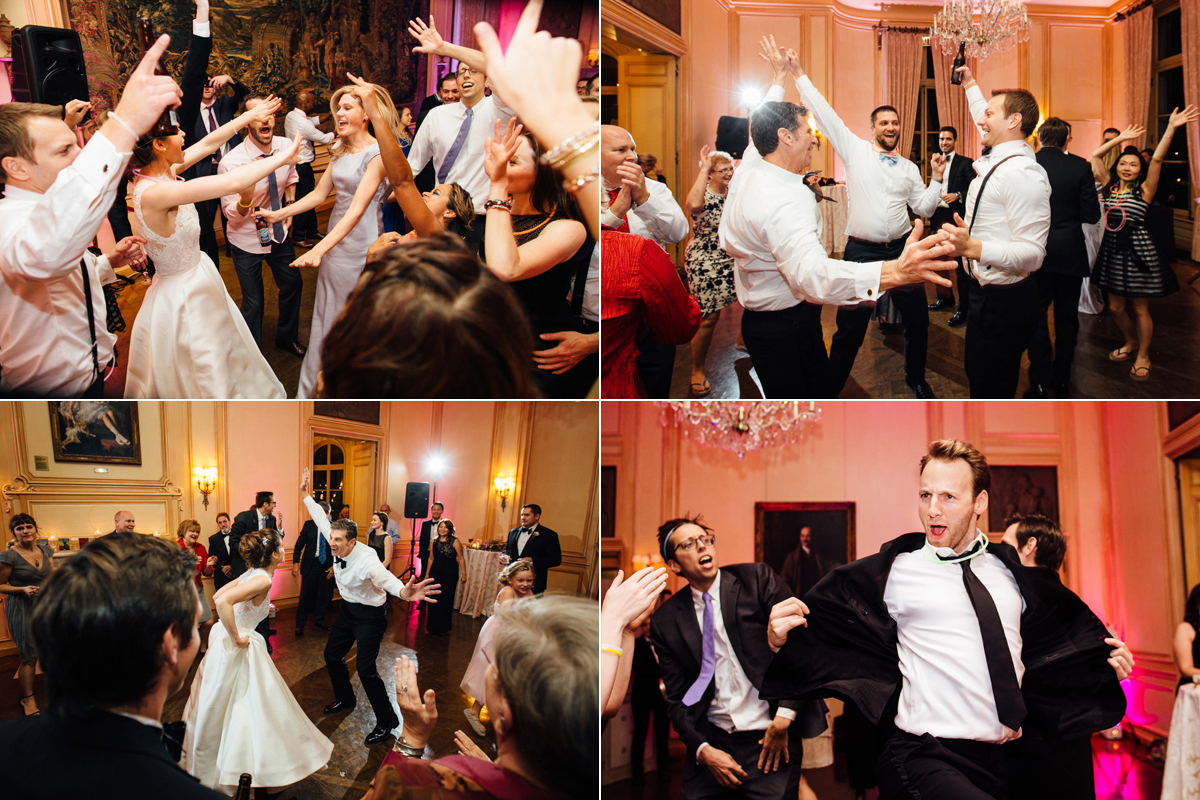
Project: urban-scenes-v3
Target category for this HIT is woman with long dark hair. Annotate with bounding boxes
[424,519,464,635]
[1174,583,1200,689]
[483,120,596,398]
[1089,106,1198,381]
[0,514,54,715]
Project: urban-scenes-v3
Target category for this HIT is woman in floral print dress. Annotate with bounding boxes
[683,146,736,396]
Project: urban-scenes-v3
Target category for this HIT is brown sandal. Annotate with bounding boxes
[1130,363,1152,381]
[1109,346,1137,362]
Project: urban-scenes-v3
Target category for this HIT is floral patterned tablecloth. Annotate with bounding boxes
[1162,681,1200,800]
[454,548,503,618]
[819,184,848,259]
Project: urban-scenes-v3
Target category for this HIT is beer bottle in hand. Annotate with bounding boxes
[254,210,272,247]
[135,16,179,136]
[231,774,252,800]
[950,42,967,86]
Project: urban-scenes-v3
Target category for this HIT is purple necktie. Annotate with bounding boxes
[207,107,221,166]
[257,154,286,244]
[437,106,473,184]
[682,592,715,706]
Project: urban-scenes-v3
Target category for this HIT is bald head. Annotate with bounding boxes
[602,125,637,185]
[114,511,135,533]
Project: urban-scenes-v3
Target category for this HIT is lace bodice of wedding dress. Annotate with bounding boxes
[233,568,272,632]
[131,179,203,276]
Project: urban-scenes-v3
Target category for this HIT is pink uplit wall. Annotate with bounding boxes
[603,401,1189,737]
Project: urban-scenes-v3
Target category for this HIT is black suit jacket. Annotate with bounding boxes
[761,532,1126,741]
[229,508,277,578]
[649,563,826,777]
[188,85,248,179]
[1036,147,1103,277]
[503,524,562,594]
[294,519,333,576]
[931,151,975,227]
[418,518,437,564]
[0,711,222,799]
[414,92,442,133]
[207,530,236,590]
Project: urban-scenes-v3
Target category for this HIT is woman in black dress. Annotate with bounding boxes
[366,511,394,571]
[482,120,595,399]
[0,514,55,716]
[425,519,464,635]
[1174,583,1200,690]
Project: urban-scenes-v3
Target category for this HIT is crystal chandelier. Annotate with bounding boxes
[656,401,822,460]
[932,0,1030,60]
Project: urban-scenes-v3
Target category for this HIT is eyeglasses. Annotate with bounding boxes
[673,533,716,553]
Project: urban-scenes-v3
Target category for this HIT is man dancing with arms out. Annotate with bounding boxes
[301,468,440,746]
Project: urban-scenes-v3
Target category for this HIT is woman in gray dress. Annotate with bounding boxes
[0,514,55,716]
[261,81,399,398]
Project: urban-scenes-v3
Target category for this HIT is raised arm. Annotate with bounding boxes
[301,469,333,543]
[260,164,334,223]
[176,95,282,175]
[954,66,988,142]
[1090,124,1144,188]
[290,155,388,268]
[908,154,947,218]
[783,38,863,162]
[409,14,486,76]
[346,72,440,236]
[685,145,715,216]
[177,0,213,137]
[1142,105,1198,204]
[141,134,301,213]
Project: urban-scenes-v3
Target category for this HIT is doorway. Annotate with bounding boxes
[312,436,377,525]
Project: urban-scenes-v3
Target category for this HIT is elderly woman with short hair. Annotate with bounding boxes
[364,595,597,800]
[0,514,56,716]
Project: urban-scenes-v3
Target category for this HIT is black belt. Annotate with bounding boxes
[847,234,908,249]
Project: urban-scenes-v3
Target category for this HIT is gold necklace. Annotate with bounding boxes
[512,203,558,237]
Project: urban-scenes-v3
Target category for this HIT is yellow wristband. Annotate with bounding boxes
[237,198,254,208]
[601,644,624,657]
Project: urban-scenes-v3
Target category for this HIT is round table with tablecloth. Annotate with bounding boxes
[818,183,849,259]
[1161,681,1200,799]
[453,548,503,618]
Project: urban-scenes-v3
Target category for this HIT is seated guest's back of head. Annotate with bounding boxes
[319,235,537,398]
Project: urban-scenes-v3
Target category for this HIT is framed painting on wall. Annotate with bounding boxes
[313,402,381,426]
[986,466,1059,532]
[48,402,141,465]
[755,502,855,598]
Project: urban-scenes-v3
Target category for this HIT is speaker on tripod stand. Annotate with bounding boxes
[397,482,430,583]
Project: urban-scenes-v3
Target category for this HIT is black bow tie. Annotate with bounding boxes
[161,720,186,761]
[335,556,347,568]
[520,527,531,534]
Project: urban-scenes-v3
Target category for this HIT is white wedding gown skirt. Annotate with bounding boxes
[182,570,332,793]
[125,180,286,399]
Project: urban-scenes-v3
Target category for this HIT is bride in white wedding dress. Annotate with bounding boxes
[124,96,300,398]
[181,530,332,794]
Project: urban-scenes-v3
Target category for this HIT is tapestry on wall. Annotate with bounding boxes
[65,0,425,115]
[48,402,142,465]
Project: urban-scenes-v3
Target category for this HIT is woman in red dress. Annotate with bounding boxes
[177,518,216,651]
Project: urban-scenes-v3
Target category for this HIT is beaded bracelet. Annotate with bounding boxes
[563,165,600,195]
[484,198,513,212]
[540,122,601,169]
[546,134,599,172]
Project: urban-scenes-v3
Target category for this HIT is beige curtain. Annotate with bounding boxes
[1124,7,1153,133]
[931,46,980,159]
[1182,0,1200,258]
[882,31,924,157]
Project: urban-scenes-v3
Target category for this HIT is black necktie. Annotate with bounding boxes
[161,720,186,761]
[959,556,1027,730]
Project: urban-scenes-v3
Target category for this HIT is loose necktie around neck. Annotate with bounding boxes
[438,107,474,184]
[317,529,326,561]
[682,592,716,706]
[256,154,287,243]
[953,549,1028,731]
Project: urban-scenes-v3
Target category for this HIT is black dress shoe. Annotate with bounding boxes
[947,310,967,327]
[905,376,936,399]
[1054,378,1070,398]
[275,339,307,358]
[292,238,311,249]
[323,700,357,714]
[295,628,304,637]
[365,723,396,745]
[927,298,953,311]
[1023,384,1050,399]
[878,321,902,333]
[314,621,330,632]
[268,628,277,636]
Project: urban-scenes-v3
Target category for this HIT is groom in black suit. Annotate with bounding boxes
[0,534,222,800]
[230,491,281,650]
[648,516,824,800]
[293,499,334,635]
[207,511,237,591]
[417,501,445,580]
[930,126,976,324]
[503,504,562,595]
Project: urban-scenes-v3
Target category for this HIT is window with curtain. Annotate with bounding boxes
[910,44,940,183]
[1153,5,1190,217]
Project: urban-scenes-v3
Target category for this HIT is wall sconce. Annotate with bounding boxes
[493,476,515,510]
[193,466,218,510]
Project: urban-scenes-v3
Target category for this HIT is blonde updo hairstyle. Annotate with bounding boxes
[329,83,401,161]
[499,559,535,586]
[238,529,282,570]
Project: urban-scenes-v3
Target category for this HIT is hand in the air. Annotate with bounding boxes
[404,577,442,603]
[408,14,445,54]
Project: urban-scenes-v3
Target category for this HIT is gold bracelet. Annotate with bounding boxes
[546,133,599,172]
[540,121,600,168]
[563,165,600,195]
[558,140,598,173]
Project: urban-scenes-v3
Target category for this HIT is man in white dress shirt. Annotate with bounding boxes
[786,43,946,399]
[718,43,955,399]
[0,37,181,398]
[406,15,515,214]
[301,469,439,746]
[283,89,334,245]
[939,67,1051,399]
[765,439,1132,798]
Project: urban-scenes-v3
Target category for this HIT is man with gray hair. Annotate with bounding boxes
[111,510,136,536]
[301,468,440,746]
[292,497,335,636]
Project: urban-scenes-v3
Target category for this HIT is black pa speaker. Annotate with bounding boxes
[10,25,90,107]
[715,116,749,160]
[403,482,430,519]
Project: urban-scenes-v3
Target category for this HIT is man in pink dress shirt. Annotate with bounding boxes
[217,95,305,358]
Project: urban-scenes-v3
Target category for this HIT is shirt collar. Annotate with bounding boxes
[921,528,989,564]
[690,568,721,604]
[109,710,163,731]
[982,139,1032,162]
[0,184,43,203]
[758,159,806,185]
